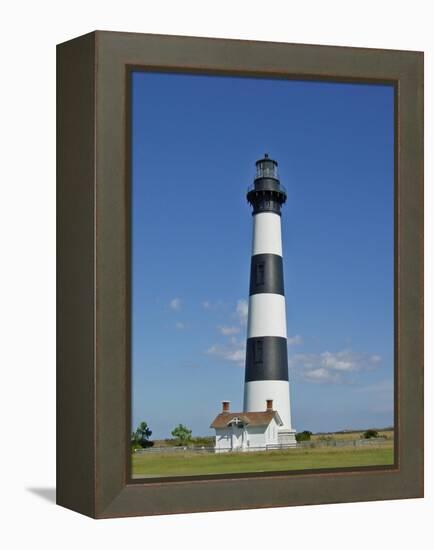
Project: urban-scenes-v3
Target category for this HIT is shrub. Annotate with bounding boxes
[296,430,312,442]
[131,421,153,449]
[171,424,193,445]
[362,429,379,439]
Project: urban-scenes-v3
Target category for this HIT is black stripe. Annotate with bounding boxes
[245,336,288,382]
[249,253,284,296]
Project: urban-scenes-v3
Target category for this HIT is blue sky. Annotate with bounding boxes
[131,71,394,439]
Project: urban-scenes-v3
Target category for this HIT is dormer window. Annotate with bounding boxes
[227,416,246,428]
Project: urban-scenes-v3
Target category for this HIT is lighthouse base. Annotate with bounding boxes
[277,429,297,447]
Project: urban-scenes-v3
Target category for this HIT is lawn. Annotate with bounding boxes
[132,443,394,478]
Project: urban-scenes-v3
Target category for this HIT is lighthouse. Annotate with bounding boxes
[243,154,296,447]
[210,154,296,452]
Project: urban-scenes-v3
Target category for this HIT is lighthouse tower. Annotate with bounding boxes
[243,154,296,446]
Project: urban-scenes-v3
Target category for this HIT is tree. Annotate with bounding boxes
[171,424,192,446]
[295,430,312,442]
[132,421,153,448]
[362,429,379,439]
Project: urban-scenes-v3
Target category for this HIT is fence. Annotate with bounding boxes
[297,437,390,449]
[135,445,215,454]
[134,437,391,454]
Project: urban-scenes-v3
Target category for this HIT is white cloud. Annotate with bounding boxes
[175,322,185,330]
[204,300,248,364]
[202,299,226,311]
[289,350,382,384]
[207,338,246,367]
[225,349,245,362]
[321,351,355,372]
[169,298,181,311]
[218,325,240,336]
[235,299,248,326]
[304,368,341,384]
[287,334,303,346]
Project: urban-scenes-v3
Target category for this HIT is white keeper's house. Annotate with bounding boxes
[210,400,284,452]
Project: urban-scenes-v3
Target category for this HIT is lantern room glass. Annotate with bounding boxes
[256,157,278,179]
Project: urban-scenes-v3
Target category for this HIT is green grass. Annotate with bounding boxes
[132,443,394,478]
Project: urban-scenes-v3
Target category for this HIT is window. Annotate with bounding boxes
[256,262,265,285]
[255,339,263,362]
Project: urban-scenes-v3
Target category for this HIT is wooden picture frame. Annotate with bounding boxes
[57,30,423,518]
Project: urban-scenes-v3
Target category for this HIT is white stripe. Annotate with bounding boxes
[243,380,292,429]
[252,212,283,256]
[247,294,287,338]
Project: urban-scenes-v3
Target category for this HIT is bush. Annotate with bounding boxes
[362,429,379,439]
[296,430,312,442]
[131,421,153,449]
[171,424,193,445]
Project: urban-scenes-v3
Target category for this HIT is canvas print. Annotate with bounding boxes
[130,71,394,479]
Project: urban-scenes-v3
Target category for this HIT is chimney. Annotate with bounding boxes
[266,399,273,411]
[222,400,230,412]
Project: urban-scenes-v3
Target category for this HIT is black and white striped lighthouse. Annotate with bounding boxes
[243,154,296,446]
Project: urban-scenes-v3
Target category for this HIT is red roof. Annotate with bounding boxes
[210,411,282,429]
